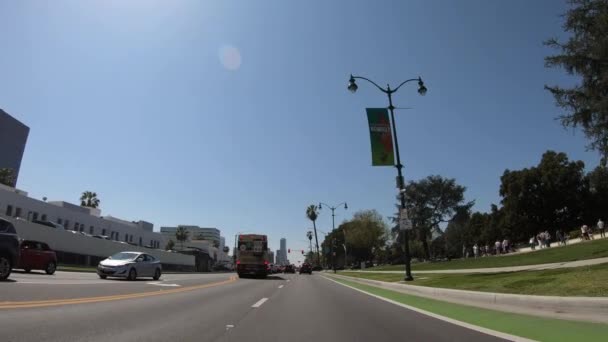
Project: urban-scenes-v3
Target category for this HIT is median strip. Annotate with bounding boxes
[0,276,237,309]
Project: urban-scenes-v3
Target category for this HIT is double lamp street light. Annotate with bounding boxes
[347,74,427,281]
[318,202,348,270]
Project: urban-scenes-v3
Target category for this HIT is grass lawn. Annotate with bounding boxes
[331,277,608,342]
[340,262,608,296]
[57,264,96,273]
[371,238,608,271]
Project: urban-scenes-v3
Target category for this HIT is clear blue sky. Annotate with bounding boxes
[0,0,596,263]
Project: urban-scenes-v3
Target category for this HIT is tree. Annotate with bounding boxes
[0,168,15,187]
[306,204,320,266]
[544,0,608,164]
[500,151,587,241]
[404,175,472,259]
[165,239,175,251]
[584,165,608,221]
[175,227,189,249]
[80,191,100,208]
[345,210,389,264]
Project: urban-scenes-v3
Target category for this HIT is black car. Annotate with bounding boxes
[283,264,296,273]
[0,217,20,281]
[299,262,312,274]
[312,265,323,271]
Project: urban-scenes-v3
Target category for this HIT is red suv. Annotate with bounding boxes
[18,240,57,275]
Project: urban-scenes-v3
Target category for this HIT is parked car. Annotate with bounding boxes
[32,220,65,230]
[17,240,57,275]
[284,264,296,273]
[271,264,280,273]
[299,262,312,274]
[0,217,20,281]
[97,251,161,281]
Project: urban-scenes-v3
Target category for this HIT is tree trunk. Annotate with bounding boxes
[312,220,320,266]
[421,230,431,260]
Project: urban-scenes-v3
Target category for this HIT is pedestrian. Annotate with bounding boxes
[529,236,536,250]
[598,219,606,239]
[473,243,479,258]
[556,230,562,246]
[544,230,551,248]
[495,240,502,255]
[537,232,544,249]
[484,243,490,256]
[581,225,589,241]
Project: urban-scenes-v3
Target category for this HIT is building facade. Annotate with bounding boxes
[0,109,29,186]
[279,238,287,265]
[268,250,275,264]
[160,225,220,246]
[0,184,164,248]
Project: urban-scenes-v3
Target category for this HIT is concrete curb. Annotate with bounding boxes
[327,274,608,324]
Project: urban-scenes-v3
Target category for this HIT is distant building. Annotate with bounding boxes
[268,250,275,264]
[160,225,220,246]
[275,249,282,265]
[0,109,29,186]
[279,238,287,265]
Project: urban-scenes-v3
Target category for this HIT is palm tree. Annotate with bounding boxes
[0,168,15,187]
[80,191,100,208]
[306,205,320,266]
[175,227,189,249]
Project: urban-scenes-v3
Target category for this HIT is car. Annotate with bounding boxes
[283,264,296,273]
[299,262,312,274]
[32,220,65,230]
[97,251,161,281]
[312,265,323,271]
[0,218,20,281]
[17,240,57,275]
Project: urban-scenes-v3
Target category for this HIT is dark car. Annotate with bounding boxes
[299,262,312,274]
[0,217,20,280]
[283,264,296,273]
[312,265,323,271]
[17,240,57,275]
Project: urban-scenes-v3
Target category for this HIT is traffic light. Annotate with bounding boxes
[301,250,304,255]
[288,249,290,253]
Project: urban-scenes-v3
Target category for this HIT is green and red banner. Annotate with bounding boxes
[366,108,395,166]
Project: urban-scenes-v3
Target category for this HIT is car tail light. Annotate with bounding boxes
[236,260,240,265]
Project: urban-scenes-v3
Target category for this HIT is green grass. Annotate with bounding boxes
[57,264,97,273]
[330,277,608,342]
[371,238,608,271]
[341,262,608,296]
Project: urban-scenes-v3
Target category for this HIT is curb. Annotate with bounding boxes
[327,274,608,324]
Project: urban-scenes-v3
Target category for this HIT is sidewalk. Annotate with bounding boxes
[327,273,608,324]
[354,256,608,274]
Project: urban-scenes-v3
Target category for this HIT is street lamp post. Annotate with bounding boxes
[318,202,348,271]
[347,74,427,281]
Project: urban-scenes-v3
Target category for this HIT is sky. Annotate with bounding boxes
[0,0,597,264]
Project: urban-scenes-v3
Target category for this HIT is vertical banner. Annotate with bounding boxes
[366,108,395,166]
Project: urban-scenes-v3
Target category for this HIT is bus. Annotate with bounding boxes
[236,234,270,278]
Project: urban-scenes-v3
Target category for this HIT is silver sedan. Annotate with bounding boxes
[97,251,162,281]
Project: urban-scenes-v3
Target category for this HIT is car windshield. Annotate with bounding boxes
[109,252,139,261]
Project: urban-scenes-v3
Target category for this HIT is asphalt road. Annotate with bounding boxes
[1,271,508,342]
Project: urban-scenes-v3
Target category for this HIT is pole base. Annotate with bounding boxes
[404,275,414,281]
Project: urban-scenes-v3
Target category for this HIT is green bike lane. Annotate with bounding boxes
[327,276,608,342]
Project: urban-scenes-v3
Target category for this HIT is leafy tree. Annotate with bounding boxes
[306,204,320,265]
[343,210,389,264]
[0,168,15,187]
[585,165,608,221]
[165,239,175,251]
[544,0,608,163]
[175,227,189,249]
[80,191,100,208]
[404,175,472,259]
[500,151,587,241]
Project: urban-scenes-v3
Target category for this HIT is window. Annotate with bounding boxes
[5,205,12,216]
[90,226,94,234]
[15,207,22,218]
[130,235,133,243]
[41,214,47,221]
[0,219,16,234]
[102,229,106,236]
[32,212,39,221]
[57,218,63,225]
[139,237,142,246]
[80,223,85,232]
[125,234,129,242]
[115,233,120,241]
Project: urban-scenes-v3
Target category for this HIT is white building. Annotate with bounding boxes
[0,183,164,248]
[160,225,220,246]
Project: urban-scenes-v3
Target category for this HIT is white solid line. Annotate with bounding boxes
[286,280,291,282]
[322,276,536,342]
[251,297,269,308]
[278,285,284,289]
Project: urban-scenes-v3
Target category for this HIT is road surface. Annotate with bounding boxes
[1,271,507,341]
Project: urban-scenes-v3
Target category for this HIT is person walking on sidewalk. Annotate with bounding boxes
[473,243,479,258]
[598,219,605,238]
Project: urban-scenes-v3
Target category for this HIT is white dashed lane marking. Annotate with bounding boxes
[251,298,269,308]
[278,285,284,289]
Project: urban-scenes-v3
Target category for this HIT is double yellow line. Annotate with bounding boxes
[0,276,237,310]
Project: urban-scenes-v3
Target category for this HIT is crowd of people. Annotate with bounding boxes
[462,219,608,259]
